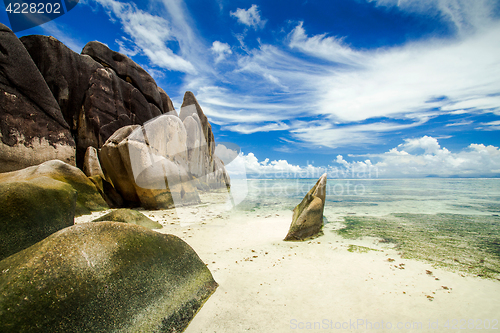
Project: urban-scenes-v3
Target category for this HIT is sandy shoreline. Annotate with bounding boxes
[76,192,500,332]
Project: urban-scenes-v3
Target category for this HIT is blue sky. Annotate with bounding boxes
[2,0,500,177]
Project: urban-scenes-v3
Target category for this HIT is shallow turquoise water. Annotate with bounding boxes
[237,178,500,216]
[234,178,500,278]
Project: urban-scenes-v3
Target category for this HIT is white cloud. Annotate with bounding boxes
[289,119,428,149]
[215,143,239,164]
[312,23,500,123]
[445,120,473,127]
[240,136,500,178]
[367,0,498,34]
[193,16,500,146]
[241,152,326,178]
[211,41,232,63]
[289,22,364,65]
[224,122,290,134]
[475,120,500,131]
[91,0,197,73]
[399,135,442,154]
[343,136,500,177]
[230,4,267,30]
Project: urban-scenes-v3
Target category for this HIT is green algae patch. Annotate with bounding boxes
[337,213,500,279]
[0,222,217,333]
[0,177,76,260]
[347,244,381,253]
[92,208,162,229]
[0,160,108,216]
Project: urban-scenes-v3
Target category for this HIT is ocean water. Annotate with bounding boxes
[237,178,500,216]
[233,178,500,278]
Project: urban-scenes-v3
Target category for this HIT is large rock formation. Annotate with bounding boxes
[0,222,218,332]
[0,159,108,216]
[98,99,231,209]
[284,173,327,241]
[0,24,75,173]
[21,36,177,167]
[1,24,230,211]
[99,117,201,209]
[0,177,76,260]
[20,35,103,135]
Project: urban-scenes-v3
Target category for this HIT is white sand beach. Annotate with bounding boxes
[76,191,500,333]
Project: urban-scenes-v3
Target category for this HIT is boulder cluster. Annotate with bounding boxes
[0,23,229,209]
[0,23,223,332]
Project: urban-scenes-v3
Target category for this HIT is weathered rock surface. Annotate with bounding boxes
[0,222,218,332]
[88,175,124,209]
[0,160,108,216]
[99,119,201,209]
[0,177,76,261]
[99,125,141,205]
[180,92,230,189]
[92,208,162,229]
[0,24,75,173]
[82,41,172,113]
[284,173,327,241]
[82,146,104,178]
[20,35,103,134]
[18,35,178,169]
[1,28,230,211]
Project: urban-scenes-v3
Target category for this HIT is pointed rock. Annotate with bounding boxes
[180,91,215,158]
[83,146,104,178]
[180,92,230,189]
[284,173,327,241]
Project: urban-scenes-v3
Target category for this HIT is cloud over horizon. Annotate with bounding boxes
[241,136,500,178]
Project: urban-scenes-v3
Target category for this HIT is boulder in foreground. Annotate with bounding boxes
[0,222,217,333]
[284,173,327,241]
[0,177,76,260]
